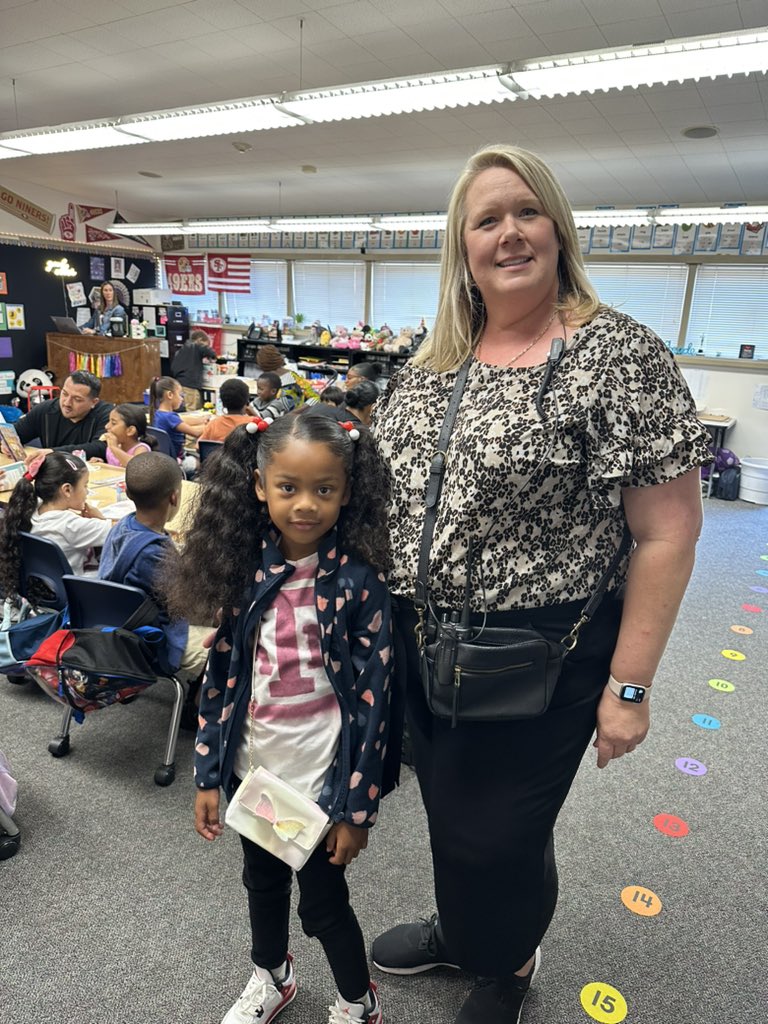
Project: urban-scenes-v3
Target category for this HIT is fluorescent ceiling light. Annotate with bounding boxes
[571,210,652,226]
[271,217,375,230]
[0,123,146,154]
[278,70,515,122]
[188,219,274,231]
[0,29,764,157]
[109,223,185,235]
[117,101,301,143]
[376,215,448,230]
[654,206,768,224]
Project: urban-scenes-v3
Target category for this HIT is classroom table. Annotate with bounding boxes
[697,413,737,498]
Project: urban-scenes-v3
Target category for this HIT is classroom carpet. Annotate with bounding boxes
[0,498,765,1024]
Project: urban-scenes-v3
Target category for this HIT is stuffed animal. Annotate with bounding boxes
[385,326,415,352]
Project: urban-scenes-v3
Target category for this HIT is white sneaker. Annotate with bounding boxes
[222,955,297,1024]
[327,982,382,1023]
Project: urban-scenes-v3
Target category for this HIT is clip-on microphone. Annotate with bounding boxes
[535,336,566,421]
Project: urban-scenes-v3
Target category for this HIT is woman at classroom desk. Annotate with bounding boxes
[82,282,127,336]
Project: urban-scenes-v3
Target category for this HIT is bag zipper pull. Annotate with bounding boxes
[451,665,461,729]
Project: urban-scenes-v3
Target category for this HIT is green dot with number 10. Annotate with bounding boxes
[580,982,628,1022]
[708,678,735,693]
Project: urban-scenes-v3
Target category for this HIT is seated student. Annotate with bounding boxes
[0,452,112,587]
[320,385,345,407]
[149,376,209,460]
[253,371,295,419]
[197,379,254,443]
[98,452,210,715]
[308,381,379,429]
[98,404,155,468]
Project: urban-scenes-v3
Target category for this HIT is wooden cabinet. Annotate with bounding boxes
[46,333,161,405]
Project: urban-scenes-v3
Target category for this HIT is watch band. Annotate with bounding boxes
[608,673,651,703]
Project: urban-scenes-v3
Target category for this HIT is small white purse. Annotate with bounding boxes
[224,667,331,870]
[226,765,332,870]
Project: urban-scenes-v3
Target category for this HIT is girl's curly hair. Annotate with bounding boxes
[0,452,87,599]
[161,411,392,624]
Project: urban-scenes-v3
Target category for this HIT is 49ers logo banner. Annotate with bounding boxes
[164,255,205,295]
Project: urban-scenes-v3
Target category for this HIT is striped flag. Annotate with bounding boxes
[207,253,251,293]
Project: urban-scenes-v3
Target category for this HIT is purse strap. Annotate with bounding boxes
[413,356,632,653]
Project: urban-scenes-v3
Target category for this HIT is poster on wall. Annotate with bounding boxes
[6,305,25,330]
[742,223,766,255]
[90,256,105,281]
[718,224,742,251]
[0,185,54,233]
[674,225,695,255]
[66,281,87,306]
[0,304,6,331]
[0,337,12,359]
[207,254,251,293]
[0,272,7,295]
[652,224,675,249]
[694,224,719,253]
[591,225,611,249]
[631,224,652,249]
[110,257,125,279]
[76,205,114,223]
[76,308,92,327]
[610,226,631,253]
[126,263,140,284]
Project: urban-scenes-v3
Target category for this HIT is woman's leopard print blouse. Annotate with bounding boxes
[373,307,711,612]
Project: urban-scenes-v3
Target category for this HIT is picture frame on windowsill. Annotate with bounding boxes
[739,344,755,359]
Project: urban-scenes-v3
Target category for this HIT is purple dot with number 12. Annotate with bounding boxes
[751,586,768,594]
[675,757,708,776]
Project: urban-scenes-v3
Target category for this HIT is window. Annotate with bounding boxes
[585,263,688,346]
[292,261,366,327]
[224,261,287,326]
[685,264,768,359]
[371,262,441,331]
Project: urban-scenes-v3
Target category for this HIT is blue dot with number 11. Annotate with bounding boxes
[692,714,721,730]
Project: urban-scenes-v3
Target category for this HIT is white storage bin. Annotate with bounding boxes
[739,458,768,504]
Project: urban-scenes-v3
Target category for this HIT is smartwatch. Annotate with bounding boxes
[607,674,651,704]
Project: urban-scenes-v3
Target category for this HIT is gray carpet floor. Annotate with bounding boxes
[0,498,766,1024]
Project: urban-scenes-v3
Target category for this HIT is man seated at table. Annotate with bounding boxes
[15,371,112,463]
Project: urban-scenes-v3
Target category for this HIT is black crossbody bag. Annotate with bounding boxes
[414,356,632,728]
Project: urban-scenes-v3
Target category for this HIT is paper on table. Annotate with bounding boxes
[76,307,91,327]
[99,500,136,519]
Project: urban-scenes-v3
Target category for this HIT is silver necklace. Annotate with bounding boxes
[498,310,557,367]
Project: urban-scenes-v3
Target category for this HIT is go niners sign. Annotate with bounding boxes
[164,255,206,294]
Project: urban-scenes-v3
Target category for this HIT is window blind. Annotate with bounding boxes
[224,261,287,325]
[370,262,440,331]
[585,263,688,346]
[684,264,768,359]
[292,261,366,327]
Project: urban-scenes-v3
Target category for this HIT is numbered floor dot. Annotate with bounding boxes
[620,885,663,916]
[730,625,753,635]
[742,603,763,611]
[708,678,735,693]
[750,586,768,594]
[692,713,721,730]
[760,555,768,561]
[675,756,708,776]
[580,982,628,1023]
[754,569,768,577]
[721,649,746,661]
[653,812,690,837]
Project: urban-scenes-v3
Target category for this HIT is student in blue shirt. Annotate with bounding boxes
[149,376,210,460]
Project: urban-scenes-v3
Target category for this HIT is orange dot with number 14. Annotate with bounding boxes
[730,625,753,635]
[620,885,662,917]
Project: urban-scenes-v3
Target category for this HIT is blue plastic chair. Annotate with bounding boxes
[44,575,186,787]
[198,439,223,463]
[146,426,174,457]
[18,531,72,610]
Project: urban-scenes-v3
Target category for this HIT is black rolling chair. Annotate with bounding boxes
[198,440,223,463]
[147,426,174,457]
[44,575,186,786]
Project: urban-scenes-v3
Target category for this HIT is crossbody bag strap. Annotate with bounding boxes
[414,358,472,611]
[561,524,633,652]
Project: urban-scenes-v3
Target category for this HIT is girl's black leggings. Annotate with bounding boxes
[240,834,370,1001]
[395,593,623,979]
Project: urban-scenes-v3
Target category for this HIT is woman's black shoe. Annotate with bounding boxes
[455,949,541,1024]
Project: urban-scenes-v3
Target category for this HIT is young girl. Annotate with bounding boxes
[162,412,396,1024]
[101,404,155,467]
[0,452,112,588]
[149,376,209,460]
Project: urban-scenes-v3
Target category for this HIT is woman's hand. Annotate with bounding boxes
[326,822,369,865]
[593,686,650,769]
[82,328,95,335]
[195,788,224,841]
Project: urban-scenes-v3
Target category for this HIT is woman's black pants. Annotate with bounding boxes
[395,595,623,980]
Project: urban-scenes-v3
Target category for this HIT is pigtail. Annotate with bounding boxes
[0,477,38,598]
[337,427,392,574]
[148,376,176,424]
[160,424,270,624]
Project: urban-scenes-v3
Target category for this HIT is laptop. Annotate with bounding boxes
[50,315,83,334]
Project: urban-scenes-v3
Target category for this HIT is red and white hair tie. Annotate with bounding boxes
[339,421,360,441]
[23,452,47,481]
[245,415,273,434]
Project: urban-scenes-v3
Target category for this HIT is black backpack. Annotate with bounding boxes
[714,466,741,500]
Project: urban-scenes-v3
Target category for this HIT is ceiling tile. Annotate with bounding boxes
[519,0,595,33]
[455,8,533,43]
[598,16,675,45]
[321,0,394,32]
[665,3,744,36]
[182,0,262,30]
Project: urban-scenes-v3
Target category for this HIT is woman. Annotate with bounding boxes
[82,282,127,336]
[371,145,711,1024]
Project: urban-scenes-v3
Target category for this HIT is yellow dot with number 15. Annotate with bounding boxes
[580,982,628,1023]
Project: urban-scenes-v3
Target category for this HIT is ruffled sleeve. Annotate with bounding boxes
[585,317,712,508]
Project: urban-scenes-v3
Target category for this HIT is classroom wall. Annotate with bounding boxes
[681,362,768,460]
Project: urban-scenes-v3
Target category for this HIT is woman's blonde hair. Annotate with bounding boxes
[414,144,602,372]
